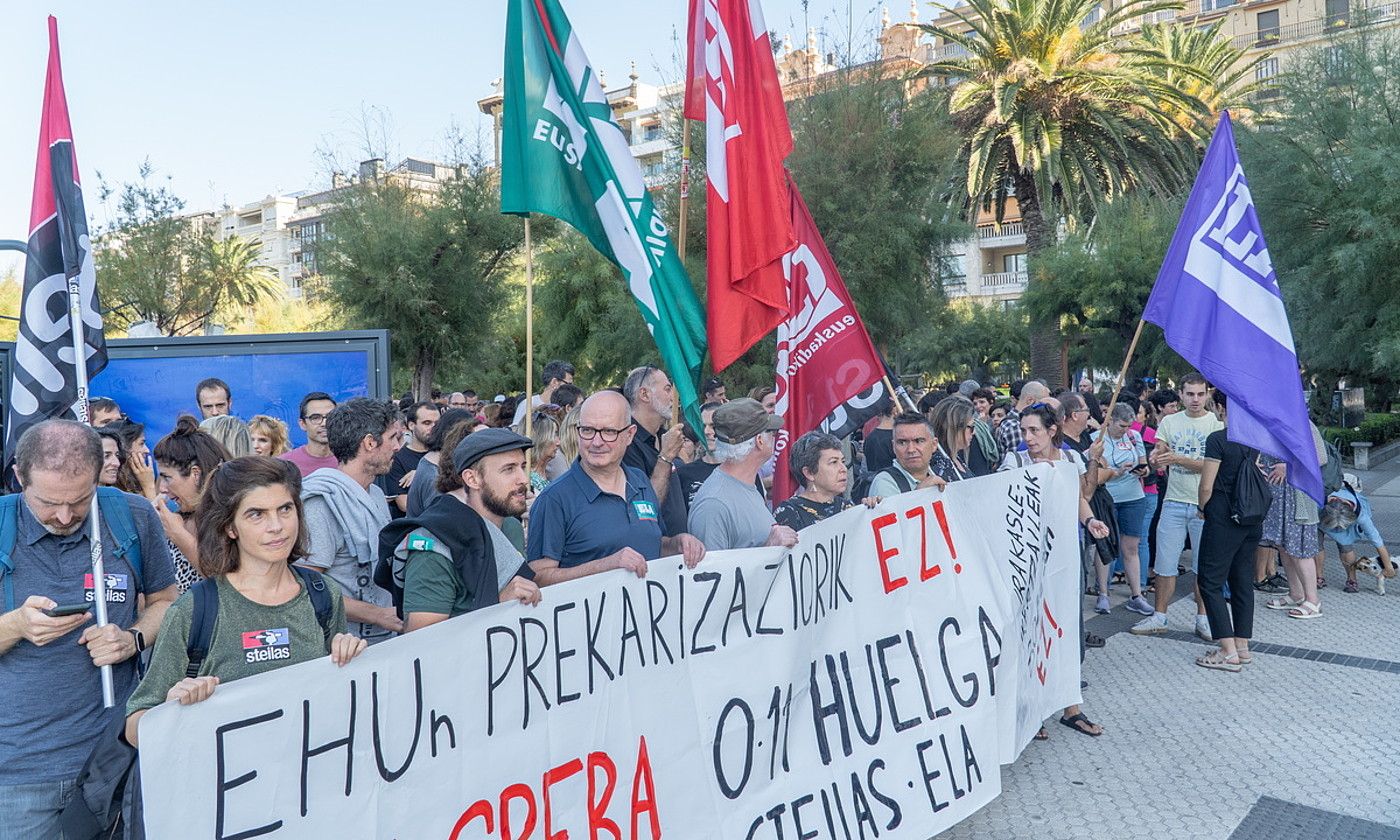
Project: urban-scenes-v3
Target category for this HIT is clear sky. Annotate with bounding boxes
[0,0,905,277]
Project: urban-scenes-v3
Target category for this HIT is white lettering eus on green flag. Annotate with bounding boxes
[499,0,706,431]
[137,464,1082,839]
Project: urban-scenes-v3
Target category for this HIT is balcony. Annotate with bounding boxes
[981,270,1028,293]
[1230,3,1397,49]
[975,220,1026,247]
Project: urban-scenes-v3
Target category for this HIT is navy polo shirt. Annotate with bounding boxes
[526,463,664,568]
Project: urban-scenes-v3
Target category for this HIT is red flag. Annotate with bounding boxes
[772,174,884,503]
[685,0,795,370]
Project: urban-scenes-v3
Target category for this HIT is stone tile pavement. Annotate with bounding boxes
[933,462,1400,839]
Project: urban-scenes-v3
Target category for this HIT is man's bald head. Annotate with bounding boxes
[580,390,632,429]
[1018,380,1050,408]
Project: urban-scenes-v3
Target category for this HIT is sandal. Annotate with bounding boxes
[1265,596,1302,610]
[1034,726,1050,741]
[1317,577,1328,589]
[1288,601,1323,619]
[1196,648,1242,672]
[1344,580,1359,593]
[1058,713,1102,737]
[1237,651,1253,665]
[1085,632,1106,648]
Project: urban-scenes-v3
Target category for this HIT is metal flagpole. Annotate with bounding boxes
[524,217,535,476]
[66,267,114,708]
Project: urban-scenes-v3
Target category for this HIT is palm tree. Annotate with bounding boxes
[920,0,1211,385]
[1140,21,1260,129]
[177,235,281,335]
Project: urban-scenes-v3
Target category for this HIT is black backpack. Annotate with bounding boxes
[58,567,334,840]
[1230,448,1273,527]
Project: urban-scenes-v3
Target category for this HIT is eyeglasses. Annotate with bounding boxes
[577,425,632,442]
[302,413,329,425]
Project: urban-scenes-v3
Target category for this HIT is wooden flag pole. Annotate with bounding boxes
[1103,318,1147,421]
[524,217,535,476]
[678,120,692,263]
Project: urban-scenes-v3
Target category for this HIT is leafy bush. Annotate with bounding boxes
[1323,413,1400,455]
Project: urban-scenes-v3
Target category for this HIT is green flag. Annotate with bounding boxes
[501,0,707,432]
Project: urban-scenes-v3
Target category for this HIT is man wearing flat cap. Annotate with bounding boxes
[383,428,543,633]
[688,399,801,551]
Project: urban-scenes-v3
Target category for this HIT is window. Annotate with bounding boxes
[1326,0,1349,26]
[642,123,662,142]
[1202,0,1236,10]
[238,211,262,227]
[936,254,966,283]
[1003,253,1028,275]
[404,159,436,176]
[1256,10,1280,43]
[1081,3,1102,26]
[1325,45,1350,81]
[1256,57,1280,83]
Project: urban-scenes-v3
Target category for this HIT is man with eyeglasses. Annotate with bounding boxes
[527,391,705,584]
[281,392,339,477]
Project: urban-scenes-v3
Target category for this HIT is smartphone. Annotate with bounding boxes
[42,603,92,618]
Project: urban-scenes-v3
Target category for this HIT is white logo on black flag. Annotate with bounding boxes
[5,60,108,459]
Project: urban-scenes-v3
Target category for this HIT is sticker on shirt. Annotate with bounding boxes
[408,535,436,551]
[242,628,292,663]
[83,573,129,603]
[632,500,658,521]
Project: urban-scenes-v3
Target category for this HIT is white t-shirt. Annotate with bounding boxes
[1155,411,1224,504]
[997,447,1086,476]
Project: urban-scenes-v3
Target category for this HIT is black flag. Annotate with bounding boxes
[5,16,108,461]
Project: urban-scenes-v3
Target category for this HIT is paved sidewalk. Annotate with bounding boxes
[935,463,1400,839]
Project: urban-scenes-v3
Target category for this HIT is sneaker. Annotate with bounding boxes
[1125,595,1155,616]
[1095,594,1111,614]
[1130,613,1168,635]
[1195,616,1213,641]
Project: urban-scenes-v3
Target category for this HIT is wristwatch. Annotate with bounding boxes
[129,628,146,654]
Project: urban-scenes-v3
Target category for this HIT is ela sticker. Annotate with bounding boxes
[632,500,657,521]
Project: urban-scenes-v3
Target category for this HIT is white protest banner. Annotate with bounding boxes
[138,462,1082,840]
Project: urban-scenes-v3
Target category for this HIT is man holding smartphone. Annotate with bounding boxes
[0,420,177,839]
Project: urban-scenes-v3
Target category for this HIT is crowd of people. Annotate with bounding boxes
[0,364,1390,836]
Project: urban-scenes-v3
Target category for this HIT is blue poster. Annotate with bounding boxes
[92,349,373,448]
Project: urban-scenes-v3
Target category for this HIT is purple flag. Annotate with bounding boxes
[1144,112,1323,503]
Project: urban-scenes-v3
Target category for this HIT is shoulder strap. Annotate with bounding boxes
[0,496,19,613]
[95,488,143,592]
[0,492,18,610]
[291,565,334,637]
[883,466,913,494]
[186,578,220,679]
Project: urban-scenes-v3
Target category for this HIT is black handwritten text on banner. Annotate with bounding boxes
[138,463,1082,840]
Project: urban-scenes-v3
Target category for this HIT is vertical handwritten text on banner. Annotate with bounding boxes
[138,463,1082,839]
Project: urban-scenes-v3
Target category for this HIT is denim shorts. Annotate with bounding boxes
[1113,496,1149,539]
[1155,499,1205,576]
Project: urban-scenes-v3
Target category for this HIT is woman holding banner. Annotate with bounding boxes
[999,404,1110,739]
[123,457,367,746]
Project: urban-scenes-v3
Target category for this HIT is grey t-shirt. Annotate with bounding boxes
[300,484,394,645]
[484,519,527,590]
[0,491,176,784]
[688,469,774,551]
[407,457,440,517]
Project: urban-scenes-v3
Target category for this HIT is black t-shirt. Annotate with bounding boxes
[774,496,852,531]
[863,427,895,474]
[676,459,720,512]
[1204,429,1253,520]
[623,425,686,536]
[380,446,427,520]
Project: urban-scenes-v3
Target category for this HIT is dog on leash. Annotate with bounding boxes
[1349,554,1392,595]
